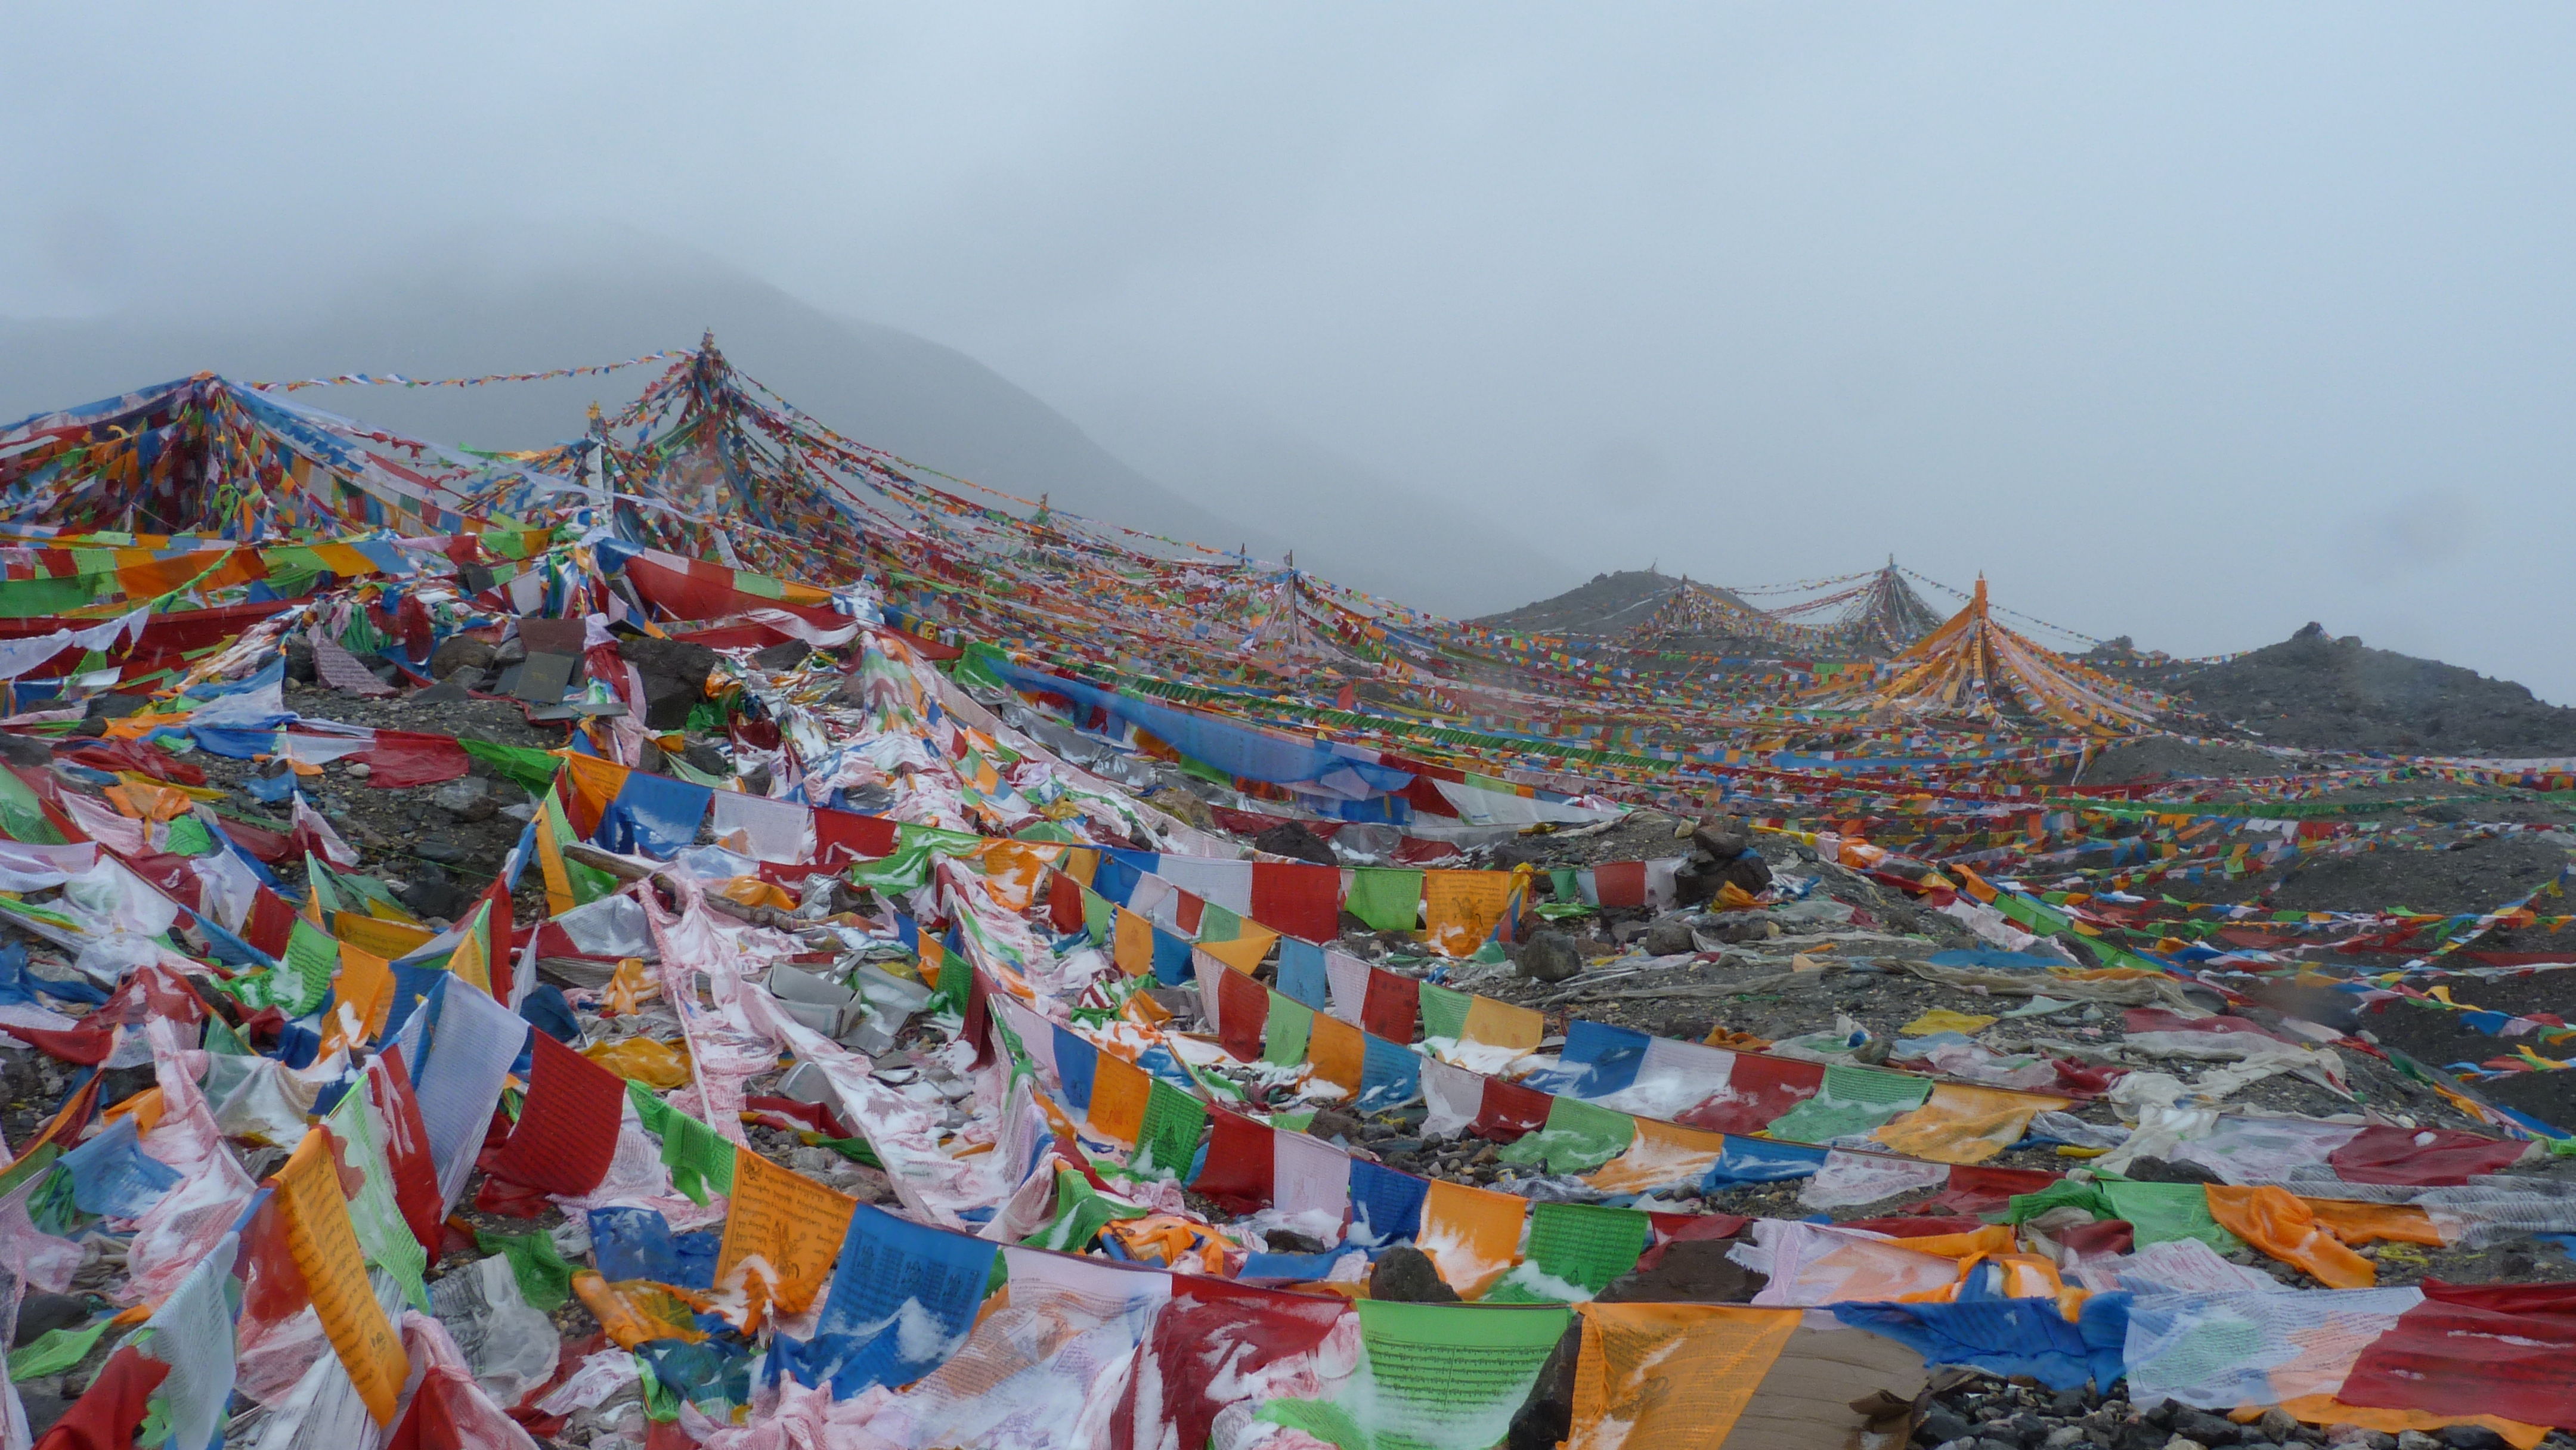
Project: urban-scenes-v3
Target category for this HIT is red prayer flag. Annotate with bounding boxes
[1358,969,1418,1045]
[1248,861,1341,944]
[488,1032,623,1198]
[1188,1108,1274,1214]
[369,1050,450,1253]
[1674,1054,1825,1135]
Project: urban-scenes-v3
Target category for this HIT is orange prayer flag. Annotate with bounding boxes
[1112,908,1156,978]
[270,1127,407,1425]
[1420,869,1515,958]
[1087,1053,1153,1145]
[1587,1119,1733,1195]
[714,1145,859,1329]
[1193,927,1277,974]
[1568,1303,1800,1449]
[1417,1178,1527,1299]
[1307,1013,1366,1093]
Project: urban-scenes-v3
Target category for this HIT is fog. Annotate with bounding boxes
[7,5,2573,696]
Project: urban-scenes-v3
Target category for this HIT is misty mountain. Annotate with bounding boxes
[0,255,1562,614]
[1066,395,1580,618]
[0,261,1267,554]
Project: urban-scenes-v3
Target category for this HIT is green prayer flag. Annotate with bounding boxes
[1346,869,1425,933]
[9,1318,112,1381]
[1262,993,1313,1068]
[1261,1299,1572,1449]
[475,1228,575,1312]
[1133,1078,1208,1180]
[1496,1096,1636,1174]
[278,918,340,1019]
[1486,1201,1651,1300]
[1763,1064,1934,1145]
[1416,984,1472,1043]
[2100,1179,2244,1254]
[157,814,214,857]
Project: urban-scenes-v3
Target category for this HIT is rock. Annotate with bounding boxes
[81,692,147,721]
[1717,850,1773,895]
[2170,1408,2241,1445]
[428,634,497,678]
[2323,1431,2396,1450]
[742,763,775,797]
[616,635,718,691]
[2046,1430,2087,1448]
[1595,1240,1765,1303]
[491,634,529,667]
[750,639,813,671]
[2394,1435,2443,1450]
[2162,1439,2208,1450]
[346,761,372,779]
[412,668,478,704]
[431,777,497,823]
[414,834,471,865]
[1513,931,1583,984]
[13,1293,88,1347]
[2257,1410,2301,1442]
[2432,1431,2508,1450]
[1264,1229,1327,1255]
[1307,1110,1364,1144]
[0,734,54,767]
[1144,785,1215,831]
[1639,913,1698,957]
[682,738,733,778]
[1979,1440,2026,1450]
[1251,820,1337,866]
[1368,1245,1460,1303]
[1690,825,1752,860]
[640,673,700,731]
[17,1392,67,1438]
[1919,1411,1980,1448]
[284,639,318,682]
[2123,1156,2226,1187]
[1502,1322,1580,1450]
[395,865,472,922]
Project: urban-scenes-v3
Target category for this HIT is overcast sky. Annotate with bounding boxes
[8,5,2575,699]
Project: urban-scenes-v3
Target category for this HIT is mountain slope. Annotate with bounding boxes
[0,261,1274,563]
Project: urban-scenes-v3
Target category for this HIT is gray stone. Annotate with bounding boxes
[491,634,528,667]
[2433,1430,2510,1450]
[1513,930,1583,983]
[12,1293,88,1347]
[617,635,718,690]
[750,639,813,671]
[2394,1434,2442,1450]
[428,634,497,678]
[0,734,53,767]
[640,673,699,730]
[1251,820,1337,866]
[431,776,496,823]
[1368,1245,1460,1303]
[682,738,733,778]
[81,692,147,720]
[2256,1411,2301,1443]
[2170,1408,2241,1445]
[395,864,471,922]
[414,834,471,865]
[283,639,317,682]
[412,668,477,704]
[1639,913,1698,956]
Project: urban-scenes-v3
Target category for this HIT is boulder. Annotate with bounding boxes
[1367,1246,1461,1303]
[431,777,496,823]
[283,638,317,683]
[1252,820,1337,866]
[395,864,472,922]
[641,673,700,731]
[1144,785,1215,831]
[1513,931,1584,984]
[1639,913,1698,957]
[428,634,497,678]
[617,635,718,691]
[682,738,733,779]
[750,639,814,672]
